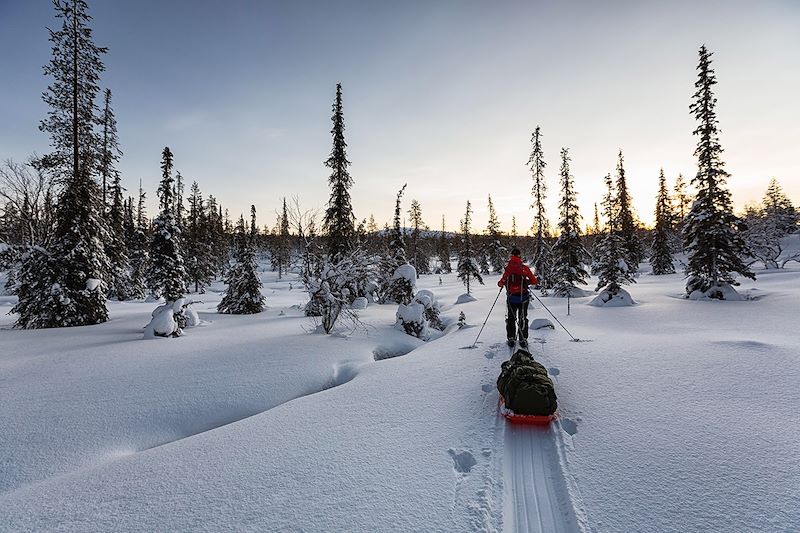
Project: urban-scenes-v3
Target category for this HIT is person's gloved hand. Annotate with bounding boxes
[497,280,504,288]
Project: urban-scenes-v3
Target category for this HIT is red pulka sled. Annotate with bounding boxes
[499,396,557,426]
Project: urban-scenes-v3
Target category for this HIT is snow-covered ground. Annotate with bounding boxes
[2,248,799,532]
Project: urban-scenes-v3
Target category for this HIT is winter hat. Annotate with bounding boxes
[511,247,521,256]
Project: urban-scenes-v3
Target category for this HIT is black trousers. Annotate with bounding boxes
[506,300,529,340]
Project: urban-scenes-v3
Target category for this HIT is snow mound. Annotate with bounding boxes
[554,287,593,298]
[183,303,201,327]
[392,263,417,285]
[688,283,745,301]
[351,297,368,310]
[396,302,429,339]
[144,302,180,338]
[455,293,477,304]
[589,288,636,307]
[530,318,555,330]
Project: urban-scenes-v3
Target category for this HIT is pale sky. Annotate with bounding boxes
[1,0,798,233]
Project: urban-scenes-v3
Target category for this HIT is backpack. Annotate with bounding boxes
[496,350,547,398]
[505,262,531,303]
[504,368,558,416]
[496,349,557,416]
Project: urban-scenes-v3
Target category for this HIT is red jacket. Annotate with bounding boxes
[498,256,537,295]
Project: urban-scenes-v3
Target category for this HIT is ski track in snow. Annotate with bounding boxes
[491,338,583,533]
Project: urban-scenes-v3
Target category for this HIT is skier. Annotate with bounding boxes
[497,248,538,348]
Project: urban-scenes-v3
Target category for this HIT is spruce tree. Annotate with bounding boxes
[101,89,131,300]
[205,195,227,275]
[650,169,676,275]
[98,88,121,212]
[528,126,552,290]
[594,172,634,293]
[672,173,691,229]
[457,200,484,294]
[683,45,754,297]
[218,215,265,314]
[185,181,214,292]
[106,168,134,299]
[615,150,644,271]
[762,178,798,235]
[173,171,185,228]
[16,0,112,328]
[388,184,407,266]
[550,148,589,296]
[484,195,506,273]
[382,185,412,303]
[408,199,429,276]
[437,215,452,273]
[127,180,149,298]
[147,147,186,302]
[322,83,355,260]
[275,198,292,278]
[741,179,799,269]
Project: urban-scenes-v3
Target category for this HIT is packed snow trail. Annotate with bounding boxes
[503,423,579,533]
[482,338,582,533]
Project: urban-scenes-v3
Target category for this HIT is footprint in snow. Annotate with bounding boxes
[549,367,560,377]
[448,449,477,474]
[484,350,495,360]
[561,418,578,436]
[481,384,493,393]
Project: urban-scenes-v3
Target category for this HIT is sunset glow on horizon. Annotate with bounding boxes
[1,0,797,234]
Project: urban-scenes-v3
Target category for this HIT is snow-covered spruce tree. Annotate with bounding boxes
[478,248,490,275]
[101,90,133,300]
[484,195,506,273]
[274,198,292,278]
[205,195,228,276]
[173,171,185,230]
[615,150,644,272]
[379,184,409,303]
[683,46,755,298]
[594,171,634,297]
[408,199,430,276]
[122,180,148,299]
[322,83,355,261]
[218,215,265,314]
[550,148,589,297]
[98,88,121,212]
[762,178,799,236]
[673,174,691,230]
[15,0,112,328]
[106,167,134,299]
[457,200,484,294]
[389,262,416,305]
[9,246,65,329]
[650,169,676,275]
[437,215,452,273]
[388,184,407,266]
[528,126,553,290]
[742,179,800,269]
[185,182,215,293]
[415,289,444,331]
[147,147,186,302]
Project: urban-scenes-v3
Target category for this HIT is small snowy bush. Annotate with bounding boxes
[144,298,200,338]
[388,263,416,304]
[687,282,744,301]
[415,289,443,331]
[588,287,636,307]
[396,301,429,340]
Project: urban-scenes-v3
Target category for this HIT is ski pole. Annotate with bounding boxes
[471,287,503,347]
[528,288,581,342]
